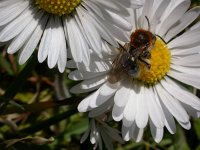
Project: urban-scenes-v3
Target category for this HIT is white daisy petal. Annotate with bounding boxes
[123,86,138,125]
[156,84,189,123]
[70,75,107,94]
[182,103,199,118]
[151,0,171,32]
[197,112,200,118]
[81,75,106,89]
[47,17,62,69]
[90,119,97,144]
[178,121,191,130]
[90,16,119,48]
[171,64,200,76]
[57,40,67,73]
[189,21,200,30]
[158,0,190,37]
[0,1,29,26]
[66,60,77,69]
[139,0,154,29]
[65,15,90,66]
[168,70,200,89]
[8,10,44,54]
[0,0,132,71]
[172,54,200,67]
[99,82,119,96]
[101,10,132,31]
[114,82,131,108]
[57,26,68,72]
[78,58,111,73]
[69,70,107,81]
[19,14,48,64]
[132,122,144,142]
[153,87,176,134]
[129,0,143,8]
[135,86,148,129]
[89,98,113,118]
[102,21,130,42]
[65,16,82,63]
[76,7,102,55]
[90,82,118,107]
[164,111,176,134]
[171,46,200,56]
[162,78,200,110]
[146,87,165,128]
[78,90,100,112]
[0,0,22,8]
[0,6,35,42]
[122,124,132,141]
[72,0,200,144]
[168,26,200,49]
[83,0,132,31]
[94,0,128,14]
[149,119,163,143]
[38,16,52,63]
[165,7,200,42]
[112,104,125,122]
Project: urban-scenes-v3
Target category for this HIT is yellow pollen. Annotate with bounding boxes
[137,37,171,85]
[35,0,81,16]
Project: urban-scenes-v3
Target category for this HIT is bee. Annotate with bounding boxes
[108,28,156,84]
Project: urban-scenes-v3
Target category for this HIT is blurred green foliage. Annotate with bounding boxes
[0,0,200,150]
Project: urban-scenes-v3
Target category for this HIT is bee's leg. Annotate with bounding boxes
[138,57,151,70]
[141,51,151,59]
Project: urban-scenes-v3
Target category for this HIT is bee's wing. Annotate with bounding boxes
[111,44,132,71]
[124,43,130,51]
[110,52,126,73]
[129,44,150,58]
[118,43,130,52]
[108,51,131,84]
[108,43,132,84]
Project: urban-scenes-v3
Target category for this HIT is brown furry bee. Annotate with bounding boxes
[108,29,156,84]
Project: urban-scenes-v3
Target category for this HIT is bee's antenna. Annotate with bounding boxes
[118,42,127,52]
[134,9,138,30]
[145,16,150,31]
[155,34,168,44]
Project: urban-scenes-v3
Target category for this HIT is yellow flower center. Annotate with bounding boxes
[35,0,81,16]
[137,37,171,85]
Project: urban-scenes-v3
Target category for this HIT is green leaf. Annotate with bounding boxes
[173,126,190,150]
[194,119,200,140]
[64,118,88,139]
[20,109,77,134]
[159,138,172,146]
[0,54,14,75]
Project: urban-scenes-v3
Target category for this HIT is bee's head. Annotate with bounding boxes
[130,29,155,49]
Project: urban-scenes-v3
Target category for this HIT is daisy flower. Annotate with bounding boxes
[69,0,200,143]
[0,0,142,72]
[81,117,124,150]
